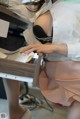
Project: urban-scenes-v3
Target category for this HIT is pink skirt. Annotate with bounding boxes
[38,61,80,106]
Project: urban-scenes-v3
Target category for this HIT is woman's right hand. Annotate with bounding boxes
[21,43,68,56]
[21,43,56,54]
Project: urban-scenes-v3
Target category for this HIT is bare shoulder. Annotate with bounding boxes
[35,10,53,24]
[34,11,53,36]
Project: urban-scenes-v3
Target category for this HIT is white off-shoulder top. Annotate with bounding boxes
[9,0,80,61]
[46,1,80,61]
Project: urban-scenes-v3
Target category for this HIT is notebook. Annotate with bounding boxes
[0,51,34,63]
[14,52,34,63]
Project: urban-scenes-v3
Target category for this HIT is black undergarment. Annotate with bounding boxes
[33,25,53,44]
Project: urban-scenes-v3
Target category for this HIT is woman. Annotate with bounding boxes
[21,0,80,119]
[0,0,54,119]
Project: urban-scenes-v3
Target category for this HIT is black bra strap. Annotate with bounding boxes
[33,25,53,44]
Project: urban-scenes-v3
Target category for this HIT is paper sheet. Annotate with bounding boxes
[0,19,9,38]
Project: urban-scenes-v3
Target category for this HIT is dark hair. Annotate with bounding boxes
[24,0,57,12]
[52,0,57,3]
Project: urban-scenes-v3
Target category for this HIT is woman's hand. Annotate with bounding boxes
[21,43,68,56]
[21,44,56,54]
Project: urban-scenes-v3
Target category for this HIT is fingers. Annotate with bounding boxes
[20,44,41,53]
[20,44,54,54]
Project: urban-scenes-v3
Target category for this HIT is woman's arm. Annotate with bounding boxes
[21,42,80,60]
[34,10,53,36]
[21,43,68,57]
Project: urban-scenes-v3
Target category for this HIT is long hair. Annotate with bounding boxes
[24,0,57,12]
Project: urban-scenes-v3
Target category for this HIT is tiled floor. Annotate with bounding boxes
[0,99,67,119]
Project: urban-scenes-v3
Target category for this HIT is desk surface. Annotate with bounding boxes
[0,58,35,77]
[0,55,41,85]
[0,5,27,27]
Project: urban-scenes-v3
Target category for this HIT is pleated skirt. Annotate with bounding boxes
[39,61,80,106]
